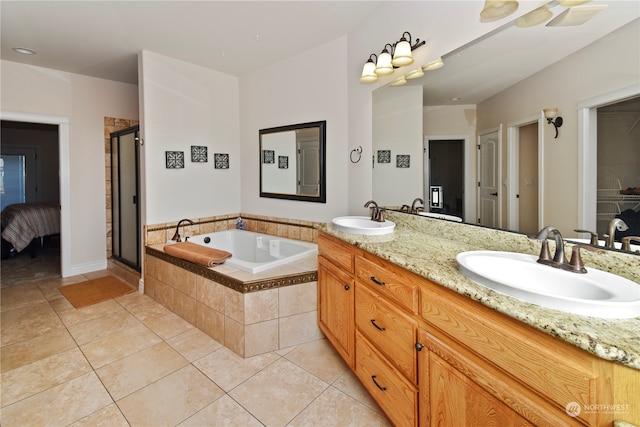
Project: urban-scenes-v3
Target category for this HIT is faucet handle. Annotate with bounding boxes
[567,244,599,273]
[621,236,640,252]
[573,229,599,246]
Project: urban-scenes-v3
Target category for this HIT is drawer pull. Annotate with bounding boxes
[344,285,350,291]
[370,276,386,286]
[370,319,386,331]
[371,375,387,391]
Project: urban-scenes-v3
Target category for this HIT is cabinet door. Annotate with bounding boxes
[418,329,579,427]
[318,256,355,367]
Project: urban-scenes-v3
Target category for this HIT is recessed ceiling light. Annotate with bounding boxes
[13,47,36,55]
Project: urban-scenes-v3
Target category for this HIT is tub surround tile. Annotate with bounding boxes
[279,281,317,317]
[116,365,224,427]
[244,288,278,324]
[279,311,323,349]
[320,210,640,370]
[223,317,245,356]
[196,276,225,312]
[244,319,279,357]
[195,302,225,343]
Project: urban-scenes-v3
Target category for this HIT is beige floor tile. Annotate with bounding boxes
[68,403,129,427]
[229,358,328,427]
[178,394,262,427]
[0,301,65,347]
[37,276,85,301]
[67,310,142,346]
[288,386,392,427]
[116,365,224,427]
[0,284,47,312]
[141,312,195,340]
[284,338,348,383]
[1,372,113,427]
[193,346,280,392]
[80,322,162,369]
[1,347,92,407]
[165,327,223,362]
[332,370,383,414]
[114,290,153,309]
[96,341,189,400]
[48,295,75,312]
[125,297,173,321]
[57,300,125,327]
[0,326,77,373]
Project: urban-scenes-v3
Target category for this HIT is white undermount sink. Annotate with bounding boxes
[456,251,640,319]
[331,216,395,235]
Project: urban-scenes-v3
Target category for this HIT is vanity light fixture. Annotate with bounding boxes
[544,108,563,138]
[515,4,553,27]
[422,57,444,71]
[359,54,379,83]
[359,31,426,84]
[405,68,424,80]
[480,0,519,22]
[390,76,407,86]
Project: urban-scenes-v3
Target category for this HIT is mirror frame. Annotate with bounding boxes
[259,120,326,203]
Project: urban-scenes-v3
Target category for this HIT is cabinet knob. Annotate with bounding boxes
[344,285,350,291]
[415,342,424,351]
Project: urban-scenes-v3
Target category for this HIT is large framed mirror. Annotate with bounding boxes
[260,120,326,203]
[372,3,639,254]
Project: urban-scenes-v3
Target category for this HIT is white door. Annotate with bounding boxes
[297,138,319,196]
[478,128,500,228]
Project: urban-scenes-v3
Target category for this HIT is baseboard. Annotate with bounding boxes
[70,260,108,276]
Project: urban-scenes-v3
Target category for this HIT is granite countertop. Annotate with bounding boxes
[319,211,640,370]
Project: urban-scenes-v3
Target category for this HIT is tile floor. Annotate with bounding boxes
[1,248,391,426]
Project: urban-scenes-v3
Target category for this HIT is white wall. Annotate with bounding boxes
[477,19,640,234]
[1,60,138,274]
[239,36,349,222]
[139,51,241,224]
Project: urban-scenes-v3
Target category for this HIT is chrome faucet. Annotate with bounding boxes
[364,200,385,222]
[171,218,194,242]
[531,226,567,265]
[410,198,424,214]
[604,218,629,248]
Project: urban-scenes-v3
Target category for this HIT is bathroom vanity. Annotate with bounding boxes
[318,212,639,427]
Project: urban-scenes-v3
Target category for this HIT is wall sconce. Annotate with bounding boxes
[544,108,563,138]
[360,31,426,83]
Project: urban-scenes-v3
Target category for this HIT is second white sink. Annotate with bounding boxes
[456,251,640,319]
[331,216,395,235]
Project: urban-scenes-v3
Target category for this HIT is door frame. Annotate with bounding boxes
[506,114,544,232]
[577,83,640,232]
[424,134,474,223]
[1,110,71,277]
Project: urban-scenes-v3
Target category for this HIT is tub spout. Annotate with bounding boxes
[171,219,194,242]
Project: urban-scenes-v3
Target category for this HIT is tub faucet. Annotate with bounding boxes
[171,218,194,242]
[364,200,385,222]
[410,198,424,214]
[604,218,629,248]
[531,226,567,266]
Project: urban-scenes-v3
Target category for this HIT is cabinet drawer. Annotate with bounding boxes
[355,284,417,383]
[318,232,355,274]
[355,331,417,427]
[356,253,419,314]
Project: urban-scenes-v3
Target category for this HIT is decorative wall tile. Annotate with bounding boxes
[396,154,410,168]
[214,153,229,169]
[377,150,391,163]
[262,150,275,164]
[191,146,208,163]
[166,151,184,169]
[278,156,288,169]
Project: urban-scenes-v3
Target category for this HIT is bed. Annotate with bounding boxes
[1,202,60,255]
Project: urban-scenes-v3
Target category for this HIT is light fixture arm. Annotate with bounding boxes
[400,31,426,51]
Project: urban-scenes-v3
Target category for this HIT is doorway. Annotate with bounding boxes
[424,139,464,218]
[110,126,141,271]
[477,127,501,228]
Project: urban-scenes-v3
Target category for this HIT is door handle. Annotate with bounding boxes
[133,195,137,204]
[490,192,498,196]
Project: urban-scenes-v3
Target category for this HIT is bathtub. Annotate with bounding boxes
[187,229,317,273]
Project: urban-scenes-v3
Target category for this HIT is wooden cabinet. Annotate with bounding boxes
[317,231,637,427]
